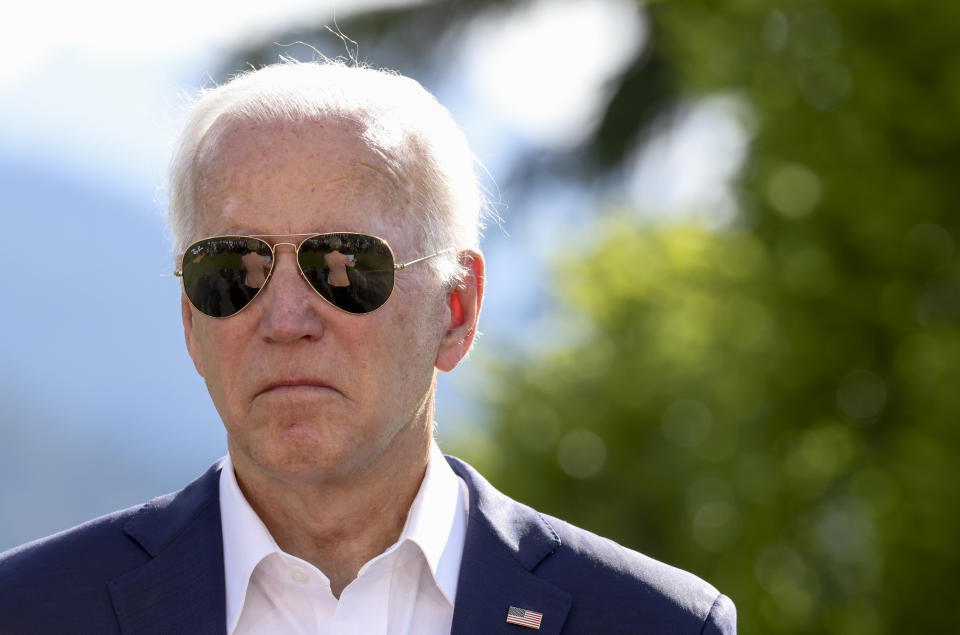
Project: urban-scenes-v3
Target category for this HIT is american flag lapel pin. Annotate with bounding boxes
[506,605,543,630]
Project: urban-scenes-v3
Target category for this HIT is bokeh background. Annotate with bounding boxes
[3,1,959,632]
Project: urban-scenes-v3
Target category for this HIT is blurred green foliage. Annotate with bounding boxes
[225,0,960,631]
[457,1,960,633]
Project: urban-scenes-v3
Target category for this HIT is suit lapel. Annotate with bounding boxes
[105,456,570,634]
[108,463,227,635]
[447,457,571,635]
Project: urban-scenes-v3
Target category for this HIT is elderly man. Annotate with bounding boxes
[0,61,735,634]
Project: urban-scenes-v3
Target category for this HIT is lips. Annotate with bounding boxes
[255,379,340,398]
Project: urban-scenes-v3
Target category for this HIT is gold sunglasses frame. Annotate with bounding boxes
[175,232,454,317]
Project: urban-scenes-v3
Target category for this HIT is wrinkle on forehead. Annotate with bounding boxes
[196,115,406,181]
[193,117,411,227]
[358,159,402,193]
[190,117,421,257]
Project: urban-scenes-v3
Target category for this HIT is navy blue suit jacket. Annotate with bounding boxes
[0,457,735,634]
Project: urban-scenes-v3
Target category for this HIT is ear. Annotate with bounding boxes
[436,250,485,372]
[181,293,205,377]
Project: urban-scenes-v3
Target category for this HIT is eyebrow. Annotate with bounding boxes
[211,226,385,239]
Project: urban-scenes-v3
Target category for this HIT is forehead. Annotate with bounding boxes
[193,117,410,241]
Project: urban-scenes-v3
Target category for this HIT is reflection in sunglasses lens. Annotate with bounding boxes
[298,234,396,314]
[182,237,273,318]
[182,233,398,317]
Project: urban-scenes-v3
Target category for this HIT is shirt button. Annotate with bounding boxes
[290,566,309,583]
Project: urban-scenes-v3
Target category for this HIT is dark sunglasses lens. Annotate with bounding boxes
[181,237,273,318]
[298,233,396,313]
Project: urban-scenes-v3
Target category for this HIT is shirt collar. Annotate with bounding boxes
[219,439,468,632]
[395,439,468,605]
[219,454,283,635]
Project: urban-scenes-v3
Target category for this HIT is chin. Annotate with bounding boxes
[239,423,377,482]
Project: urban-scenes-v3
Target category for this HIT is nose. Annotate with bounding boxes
[257,246,326,342]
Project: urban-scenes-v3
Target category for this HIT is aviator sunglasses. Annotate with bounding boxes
[175,232,452,318]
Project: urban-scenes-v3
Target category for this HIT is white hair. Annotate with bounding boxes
[168,59,489,284]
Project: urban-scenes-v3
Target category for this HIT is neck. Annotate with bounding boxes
[228,410,433,597]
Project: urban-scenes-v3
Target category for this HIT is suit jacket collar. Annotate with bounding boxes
[104,456,571,635]
[109,461,226,635]
[447,456,572,635]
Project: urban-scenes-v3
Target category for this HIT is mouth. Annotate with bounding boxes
[255,379,340,398]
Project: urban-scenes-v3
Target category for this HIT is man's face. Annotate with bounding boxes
[182,118,449,484]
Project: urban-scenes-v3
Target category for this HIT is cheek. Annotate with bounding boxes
[391,293,447,370]
[192,320,245,395]
[349,306,428,397]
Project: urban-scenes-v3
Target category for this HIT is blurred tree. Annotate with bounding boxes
[464,1,960,633]
[217,0,677,193]
[220,0,960,632]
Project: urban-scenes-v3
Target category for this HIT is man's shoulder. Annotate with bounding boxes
[0,461,224,630]
[0,461,222,572]
[542,510,721,600]
[539,511,736,632]
[0,500,150,580]
[0,498,157,631]
[446,455,736,634]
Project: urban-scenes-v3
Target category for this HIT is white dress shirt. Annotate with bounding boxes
[219,441,469,635]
